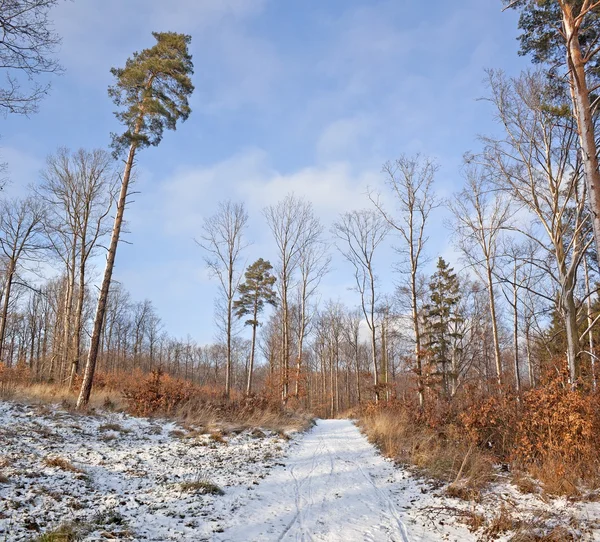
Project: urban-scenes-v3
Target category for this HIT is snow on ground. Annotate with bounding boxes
[2,403,600,541]
[0,401,291,541]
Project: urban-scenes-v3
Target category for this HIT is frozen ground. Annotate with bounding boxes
[1,401,600,541]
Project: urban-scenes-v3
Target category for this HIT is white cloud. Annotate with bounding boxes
[316,116,374,162]
[153,148,381,239]
[51,0,276,111]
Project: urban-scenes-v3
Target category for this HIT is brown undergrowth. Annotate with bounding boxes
[0,364,312,433]
[360,372,600,500]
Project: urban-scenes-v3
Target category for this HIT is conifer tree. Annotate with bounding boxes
[424,257,463,396]
[234,258,277,395]
[77,32,194,408]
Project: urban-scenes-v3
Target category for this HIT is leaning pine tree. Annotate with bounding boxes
[77,32,194,409]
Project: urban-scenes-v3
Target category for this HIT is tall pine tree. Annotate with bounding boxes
[77,32,194,408]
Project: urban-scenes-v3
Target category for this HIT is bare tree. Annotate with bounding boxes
[198,200,249,398]
[294,225,330,398]
[38,148,116,386]
[341,307,363,404]
[0,0,63,116]
[483,70,591,384]
[0,196,45,361]
[264,194,321,402]
[449,164,511,387]
[333,209,390,402]
[370,154,438,406]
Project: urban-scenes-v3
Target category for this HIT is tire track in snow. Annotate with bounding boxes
[350,457,411,542]
[217,419,413,542]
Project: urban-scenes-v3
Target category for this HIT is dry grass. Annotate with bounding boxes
[4,374,313,435]
[0,456,11,468]
[513,473,540,495]
[43,456,85,475]
[34,510,129,542]
[172,398,312,434]
[508,517,578,541]
[360,408,494,496]
[482,505,519,538]
[180,479,224,495]
[524,455,598,498]
[98,422,129,433]
[4,382,125,411]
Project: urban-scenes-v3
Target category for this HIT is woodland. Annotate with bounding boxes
[2,0,600,512]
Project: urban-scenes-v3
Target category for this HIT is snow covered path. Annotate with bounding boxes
[217,419,412,542]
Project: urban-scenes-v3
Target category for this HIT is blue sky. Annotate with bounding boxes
[2,0,530,344]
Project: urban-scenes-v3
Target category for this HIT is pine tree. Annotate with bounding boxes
[77,32,194,408]
[423,257,463,396]
[234,258,277,395]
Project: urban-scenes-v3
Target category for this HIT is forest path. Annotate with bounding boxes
[215,419,412,542]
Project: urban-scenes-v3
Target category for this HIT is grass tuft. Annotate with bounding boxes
[180,479,224,495]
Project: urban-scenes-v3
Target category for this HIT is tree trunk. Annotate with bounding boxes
[355,346,362,404]
[282,287,289,402]
[295,284,307,398]
[225,266,233,399]
[246,300,258,396]
[584,257,597,391]
[563,287,581,384]
[512,280,521,395]
[411,270,424,407]
[369,269,379,403]
[0,260,16,362]
[486,266,502,387]
[562,5,600,277]
[77,141,138,409]
[69,237,87,389]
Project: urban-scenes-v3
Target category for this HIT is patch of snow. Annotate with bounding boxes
[0,401,289,540]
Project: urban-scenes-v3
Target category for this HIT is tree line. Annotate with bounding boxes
[2,1,600,415]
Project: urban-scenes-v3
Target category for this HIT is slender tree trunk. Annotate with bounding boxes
[525,319,535,388]
[369,269,379,403]
[0,260,16,362]
[225,266,233,399]
[355,345,362,404]
[584,257,597,391]
[282,287,289,402]
[512,279,521,395]
[246,299,258,396]
[69,236,87,389]
[563,286,581,384]
[381,320,389,401]
[411,270,424,407]
[295,285,307,398]
[486,266,502,387]
[246,324,257,396]
[77,141,138,409]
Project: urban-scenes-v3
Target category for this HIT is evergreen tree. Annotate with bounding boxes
[423,257,463,396]
[77,32,194,408]
[234,258,277,395]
